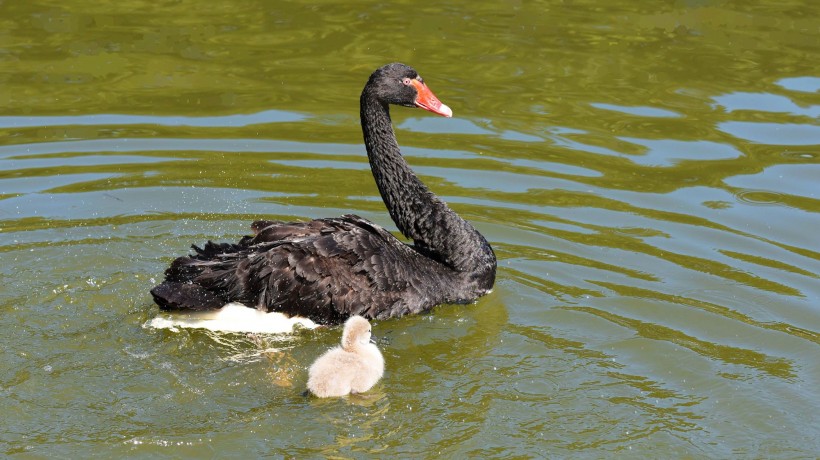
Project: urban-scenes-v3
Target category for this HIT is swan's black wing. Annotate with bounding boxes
[150,214,448,323]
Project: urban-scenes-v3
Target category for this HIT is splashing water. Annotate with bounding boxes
[145,302,318,334]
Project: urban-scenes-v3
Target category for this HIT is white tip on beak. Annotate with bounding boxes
[439,103,453,118]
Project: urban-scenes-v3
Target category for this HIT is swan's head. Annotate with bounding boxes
[341,315,375,351]
[367,63,453,118]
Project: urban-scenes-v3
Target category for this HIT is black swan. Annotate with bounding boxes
[151,63,496,324]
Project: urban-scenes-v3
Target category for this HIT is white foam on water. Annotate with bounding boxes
[146,302,318,334]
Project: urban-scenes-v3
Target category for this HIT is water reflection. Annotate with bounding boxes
[713,91,820,117]
[591,103,682,119]
[618,138,742,167]
[571,306,794,379]
[777,76,820,93]
[1,0,819,457]
[0,110,305,129]
[719,121,820,145]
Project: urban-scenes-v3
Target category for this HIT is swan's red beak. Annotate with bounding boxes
[411,79,453,118]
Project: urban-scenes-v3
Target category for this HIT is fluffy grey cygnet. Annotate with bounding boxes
[307,315,384,398]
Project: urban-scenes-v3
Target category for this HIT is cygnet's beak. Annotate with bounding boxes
[369,336,378,345]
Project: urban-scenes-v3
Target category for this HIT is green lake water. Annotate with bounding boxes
[1,1,819,457]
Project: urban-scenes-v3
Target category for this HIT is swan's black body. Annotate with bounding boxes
[151,63,496,324]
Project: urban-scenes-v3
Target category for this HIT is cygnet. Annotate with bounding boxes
[307,315,384,398]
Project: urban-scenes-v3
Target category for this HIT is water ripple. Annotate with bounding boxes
[718,121,820,145]
[0,110,305,129]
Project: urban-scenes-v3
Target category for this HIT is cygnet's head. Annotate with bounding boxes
[341,315,373,351]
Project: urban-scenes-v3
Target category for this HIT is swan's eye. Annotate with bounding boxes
[402,77,412,86]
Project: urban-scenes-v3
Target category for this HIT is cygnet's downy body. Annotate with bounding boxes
[307,315,384,398]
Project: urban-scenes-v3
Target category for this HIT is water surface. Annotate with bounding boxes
[1,1,819,457]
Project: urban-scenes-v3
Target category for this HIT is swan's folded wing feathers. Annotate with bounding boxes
[250,220,281,234]
[155,215,445,321]
[251,219,337,243]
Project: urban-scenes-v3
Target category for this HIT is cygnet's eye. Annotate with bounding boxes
[402,77,412,86]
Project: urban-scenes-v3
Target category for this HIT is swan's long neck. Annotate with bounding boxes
[360,89,496,281]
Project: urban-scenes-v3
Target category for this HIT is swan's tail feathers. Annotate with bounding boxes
[152,241,254,312]
[150,281,226,311]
